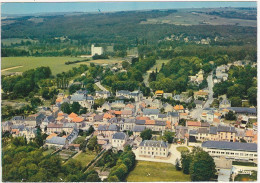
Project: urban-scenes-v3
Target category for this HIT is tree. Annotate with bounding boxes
[140,129,152,140]
[181,152,192,174]
[247,87,257,106]
[122,61,130,69]
[175,158,181,171]
[87,136,98,151]
[60,102,71,114]
[71,102,81,114]
[224,111,236,120]
[230,96,242,107]
[189,149,216,181]
[30,97,43,108]
[162,131,174,143]
[179,119,186,126]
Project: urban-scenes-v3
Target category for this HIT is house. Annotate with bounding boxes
[167,112,179,125]
[97,124,119,139]
[11,116,24,124]
[194,90,209,100]
[24,113,45,127]
[173,105,184,113]
[139,140,169,158]
[143,109,159,120]
[186,121,201,130]
[163,93,172,99]
[163,103,173,113]
[47,123,76,134]
[194,100,204,108]
[70,91,93,108]
[219,98,231,108]
[133,125,145,136]
[116,90,143,101]
[91,44,104,56]
[155,90,164,97]
[122,118,136,131]
[226,107,256,116]
[41,116,55,129]
[95,91,111,99]
[2,121,13,132]
[175,126,189,140]
[112,132,128,150]
[202,141,257,162]
[45,136,66,148]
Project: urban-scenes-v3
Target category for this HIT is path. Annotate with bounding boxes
[95,81,108,92]
[1,65,23,72]
[190,72,214,120]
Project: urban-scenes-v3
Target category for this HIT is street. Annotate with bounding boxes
[190,72,214,120]
[95,81,108,92]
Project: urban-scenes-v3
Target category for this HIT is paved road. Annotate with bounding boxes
[190,72,214,120]
[95,81,108,92]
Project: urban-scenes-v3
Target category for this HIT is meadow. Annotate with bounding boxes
[1,57,122,75]
[126,161,191,182]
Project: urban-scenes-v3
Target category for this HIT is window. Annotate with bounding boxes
[221,152,224,154]
[226,152,229,155]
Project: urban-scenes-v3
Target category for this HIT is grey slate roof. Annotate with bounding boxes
[136,120,146,125]
[43,116,55,123]
[46,136,66,145]
[109,117,118,123]
[202,141,257,152]
[167,112,179,117]
[189,130,198,135]
[117,90,130,94]
[70,94,86,102]
[227,107,256,114]
[155,121,166,126]
[125,118,136,123]
[217,125,236,133]
[112,132,126,140]
[140,140,168,148]
[12,116,24,121]
[209,126,217,134]
[194,100,204,104]
[198,128,209,134]
[201,122,210,127]
[143,109,159,115]
[108,124,118,131]
[98,125,107,131]
[133,125,145,132]
[158,114,167,118]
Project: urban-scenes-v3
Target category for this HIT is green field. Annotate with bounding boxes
[1,57,88,75]
[127,161,191,182]
[73,150,97,167]
[176,146,190,153]
[1,57,122,75]
[2,38,38,46]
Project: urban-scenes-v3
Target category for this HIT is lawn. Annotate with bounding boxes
[42,149,55,156]
[176,146,190,153]
[126,161,191,182]
[73,150,97,167]
[234,173,257,181]
[1,56,87,75]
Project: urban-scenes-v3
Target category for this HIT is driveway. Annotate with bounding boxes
[95,81,108,91]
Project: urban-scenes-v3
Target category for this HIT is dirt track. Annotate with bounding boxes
[1,65,23,72]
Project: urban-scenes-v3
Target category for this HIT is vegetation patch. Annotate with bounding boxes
[127,161,191,182]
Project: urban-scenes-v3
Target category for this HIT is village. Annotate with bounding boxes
[2,48,257,181]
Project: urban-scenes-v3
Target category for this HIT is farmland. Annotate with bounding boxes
[126,161,191,182]
[1,57,122,75]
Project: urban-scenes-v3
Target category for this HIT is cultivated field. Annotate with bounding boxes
[141,9,256,27]
[73,150,97,167]
[126,161,191,182]
[1,57,122,75]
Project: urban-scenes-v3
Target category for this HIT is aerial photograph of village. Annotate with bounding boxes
[1,1,258,182]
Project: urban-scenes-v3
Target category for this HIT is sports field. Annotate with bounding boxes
[126,161,191,182]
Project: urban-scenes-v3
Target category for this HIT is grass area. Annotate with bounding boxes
[73,150,97,167]
[1,56,88,75]
[232,161,257,167]
[2,38,37,46]
[176,146,190,153]
[234,173,257,181]
[57,150,77,161]
[73,136,86,144]
[78,58,122,65]
[42,149,55,156]
[127,161,191,182]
